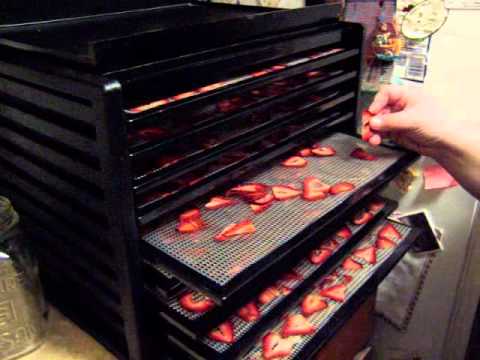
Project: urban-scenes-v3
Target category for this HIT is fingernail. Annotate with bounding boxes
[370,116,382,129]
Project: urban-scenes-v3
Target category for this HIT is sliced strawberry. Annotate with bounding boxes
[279,285,292,296]
[281,314,316,337]
[259,286,281,305]
[320,284,346,302]
[361,110,374,142]
[280,270,304,282]
[350,148,377,161]
[298,148,313,157]
[272,185,301,201]
[205,196,237,210]
[253,193,275,205]
[329,182,355,195]
[309,248,332,265]
[215,220,256,241]
[342,257,363,271]
[250,203,272,214]
[341,274,353,285]
[376,237,397,249]
[336,226,352,239]
[179,208,201,222]
[368,199,385,212]
[282,156,307,168]
[312,145,336,157]
[353,246,377,264]
[215,223,237,242]
[208,321,234,344]
[227,183,269,202]
[303,176,330,201]
[352,211,374,225]
[179,292,215,313]
[321,238,339,251]
[301,293,328,316]
[177,218,205,234]
[306,70,322,78]
[378,223,401,240]
[237,302,260,323]
[262,332,293,360]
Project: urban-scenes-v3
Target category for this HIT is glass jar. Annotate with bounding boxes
[0,196,47,360]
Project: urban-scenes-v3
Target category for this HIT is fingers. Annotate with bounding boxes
[368,85,408,114]
[370,111,414,132]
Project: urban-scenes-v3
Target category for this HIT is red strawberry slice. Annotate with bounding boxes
[320,284,346,302]
[179,208,201,222]
[228,183,268,198]
[253,193,275,205]
[177,218,205,234]
[336,226,352,239]
[250,203,272,214]
[350,148,377,161]
[376,237,397,249]
[282,156,307,168]
[303,177,330,201]
[301,293,328,316]
[353,246,377,264]
[321,238,339,251]
[262,332,293,360]
[341,274,354,285]
[329,182,355,195]
[279,285,292,296]
[378,223,401,240]
[259,286,281,305]
[298,148,313,157]
[312,145,336,157]
[281,314,316,337]
[352,211,374,225]
[306,70,322,78]
[205,196,237,210]
[208,321,234,344]
[361,110,374,142]
[342,258,363,271]
[215,220,256,241]
[309,248,332,265]
[280,270,304,282]
[272,185,301,201]
[368,199,385,212]
[237,302,260,323]
[179,292,215,313]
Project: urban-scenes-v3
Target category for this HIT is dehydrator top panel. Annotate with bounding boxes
[142,132,416,300]
[0,3,341,68]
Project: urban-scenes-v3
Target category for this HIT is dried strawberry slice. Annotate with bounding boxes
[208,321,234,344]
[378,223,401,240]
[342,258,363,271]
[336,226,352,239]
[253,193,275,205]
[352,211,374,225]
[353,246,377,264]
[320,284,346,302]
[250,203,272,214]
[237,302,260,323]
[205,196,237,210]
[215,220,256,241]
[350,148,377,161]
[281,314,316,337]
[298,148,313,157]
[376,237,397,249]
[368,199,385,212]
[321,239,339,251]
[259,286,281,305]
[179,292,215,313]
[329,182,355,195]
[280,270,304,282]
[282,156,308,168]
[227,183,269,202]
[176,219,205,234]
[312,145,336,157]
[301,293,328,316]
[303,176,330,201]
[262,332,292,360]
[272,185,301,201]
[309,248,332,265]
[179,209,201,222]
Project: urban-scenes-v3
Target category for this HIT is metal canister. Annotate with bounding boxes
[0,196,47,360]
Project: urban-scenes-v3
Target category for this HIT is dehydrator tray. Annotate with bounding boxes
[153,197,396,341]
[170,220,420,360]
[142,133,417,303]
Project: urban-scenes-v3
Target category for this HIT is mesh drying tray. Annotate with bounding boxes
[156,197,397,338]
[142,132,417,301]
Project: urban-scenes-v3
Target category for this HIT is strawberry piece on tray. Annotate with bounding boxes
[205,196,237,210]
[281,314,316,337]
[298,148,313,157]
[250,203,272,214]
[321,238,339,251]
[282,156,308,168]
[303,176,330,201]
[342,257,363,271]
[336,226,352,239]
[319,283,346,302]
[272,185,302,201]
[237,302,261,323]
[376,237,397,249]
[353,246,377,265]
[301,293,328,317]
[215,220,256,242]
[329,182,355,195]
[350,147,377,161]
[368,199,385,212]
[352,211,374,225]
[309,248,332,265]
[179,292,215,313]
[262,332,293,360]
[312,145,336,157]
[253,193,275,205]
[208,321,234,344]
[227,183,269,202]
[259,286,281,305]
[177,208,205,234]
[378,223,401,240]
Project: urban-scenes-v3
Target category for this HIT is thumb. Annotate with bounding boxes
[369,111,414,133]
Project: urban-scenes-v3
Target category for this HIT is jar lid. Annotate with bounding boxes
[0,196,19,234]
